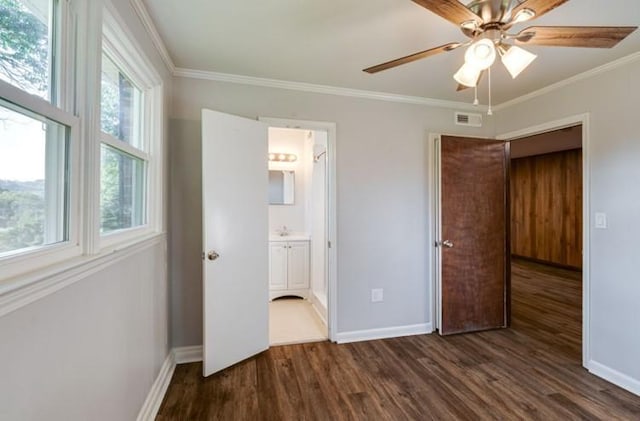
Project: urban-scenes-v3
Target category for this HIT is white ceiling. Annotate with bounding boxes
[143,0,640,105]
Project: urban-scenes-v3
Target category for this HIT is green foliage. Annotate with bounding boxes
[0,0,49,96]
[100,67,120,138]
[0,183,45,253]
[100,67,140,232]
[100,147,127,233]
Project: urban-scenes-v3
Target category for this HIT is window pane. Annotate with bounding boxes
[0,0,53,100]
[100,144,145,233]
[0,100,68,256]
[101,54,142,149]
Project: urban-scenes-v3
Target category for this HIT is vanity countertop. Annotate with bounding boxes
[269,233,310,242]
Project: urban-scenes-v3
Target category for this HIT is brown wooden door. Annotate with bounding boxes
[439,135,509,335]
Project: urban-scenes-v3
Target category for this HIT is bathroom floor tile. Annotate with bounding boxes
[269,298,327,346]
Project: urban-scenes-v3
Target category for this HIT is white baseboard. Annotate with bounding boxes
[309,292,328,325]
[136,353,176,421]
[136,346,204,420]
[588,360,640,396]
[335,322,433,344]
[172,345,203,364]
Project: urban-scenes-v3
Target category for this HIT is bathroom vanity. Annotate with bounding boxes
[269,235,310,300]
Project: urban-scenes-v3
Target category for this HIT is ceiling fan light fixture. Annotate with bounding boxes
[464,39,496,70]
[500,45,537,78]
[454,62,482,88]
[511,8,536,25]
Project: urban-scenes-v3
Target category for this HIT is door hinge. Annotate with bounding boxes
[202,252,205,260]
[328,241,332,248]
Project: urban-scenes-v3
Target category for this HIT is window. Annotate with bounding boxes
[100,54,142,148]
[0,0,79,279]
[0,0,53,99]
[0,0,163,284]
[99,6,163,245]
[0,99,69,256]
[100,53,147,234]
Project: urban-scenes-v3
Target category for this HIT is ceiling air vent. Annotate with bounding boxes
[455,112,482,127]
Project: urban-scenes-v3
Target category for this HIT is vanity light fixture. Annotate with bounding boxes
[269,152,297,162]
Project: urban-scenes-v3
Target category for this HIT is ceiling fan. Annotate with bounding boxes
[363,0,637,92]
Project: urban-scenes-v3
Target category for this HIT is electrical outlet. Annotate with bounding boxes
[371,288,384,303]
[595,212,607,229]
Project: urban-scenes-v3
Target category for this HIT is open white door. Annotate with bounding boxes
[202,109,269,376]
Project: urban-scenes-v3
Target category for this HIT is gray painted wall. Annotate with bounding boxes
[0,242,168,420]
[168,77,495,345]
[169,119,203,347]
[496,58,640,385]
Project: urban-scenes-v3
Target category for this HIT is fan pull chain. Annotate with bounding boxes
[487,67,493,116]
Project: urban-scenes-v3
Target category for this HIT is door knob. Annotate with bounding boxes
[207,251,220,261]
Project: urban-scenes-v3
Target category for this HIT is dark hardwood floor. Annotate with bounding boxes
[511,257,583,362]
[157,259,640,420]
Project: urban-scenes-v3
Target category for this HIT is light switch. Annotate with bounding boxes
[371,288,384,303]
[595,212,607,229]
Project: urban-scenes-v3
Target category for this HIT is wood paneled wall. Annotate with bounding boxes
[510,149,582,269]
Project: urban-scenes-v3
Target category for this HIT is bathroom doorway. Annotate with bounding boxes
[262,119,337,345]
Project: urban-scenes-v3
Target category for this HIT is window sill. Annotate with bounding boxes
[0,232,166,318]
[100,225,158,251]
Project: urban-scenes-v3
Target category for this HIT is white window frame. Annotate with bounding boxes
[0,0,82,281]
[98,3,164,250]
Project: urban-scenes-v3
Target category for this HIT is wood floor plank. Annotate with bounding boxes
[157,260,640,420]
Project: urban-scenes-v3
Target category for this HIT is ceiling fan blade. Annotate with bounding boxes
[363,42,461,74]
[511,0,569,20]
[456,70,485,91]
[411,0,483,27]
[516,26,638,48]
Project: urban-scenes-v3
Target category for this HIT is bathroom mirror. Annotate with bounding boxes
[268,170,295,205]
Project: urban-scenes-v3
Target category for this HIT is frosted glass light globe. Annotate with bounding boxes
[465,39,497,70]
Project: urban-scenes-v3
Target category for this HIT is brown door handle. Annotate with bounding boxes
[207,251,220,261]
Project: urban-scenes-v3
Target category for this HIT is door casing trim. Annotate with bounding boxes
[259,117,338,342]
[497,113,590,368]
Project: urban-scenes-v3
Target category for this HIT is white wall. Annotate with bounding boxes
[268,127,308,233]
[169,77,494,344]
[0,0,173,418]
[496,58,640,391]
[310,131,328,306]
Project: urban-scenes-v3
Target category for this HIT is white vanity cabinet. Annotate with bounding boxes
[269,239,309,300]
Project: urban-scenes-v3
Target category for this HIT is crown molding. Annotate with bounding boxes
[493,51,640,112]
[173,67,486,111]
[174,50,640,112]
[130,0,176,74]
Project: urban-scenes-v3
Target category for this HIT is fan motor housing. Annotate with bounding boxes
[466,0,520,24]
